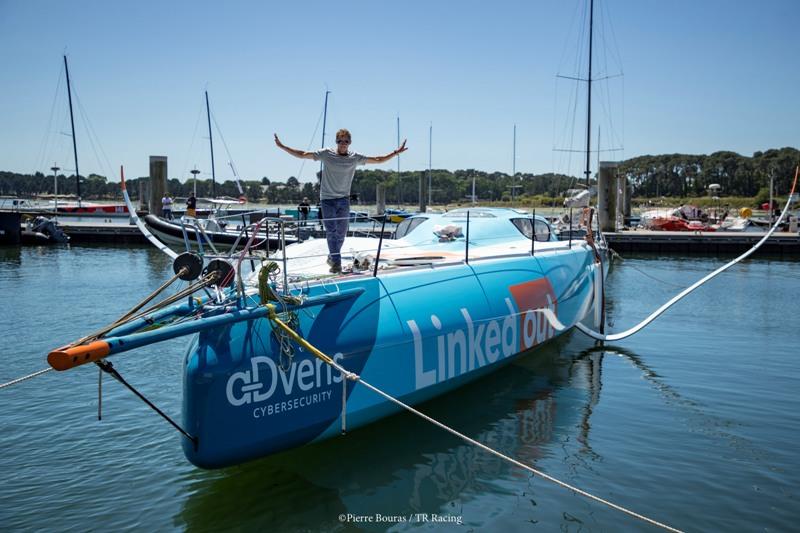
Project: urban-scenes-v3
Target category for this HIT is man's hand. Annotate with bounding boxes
[396,139,408,155]
[274,134,283,148]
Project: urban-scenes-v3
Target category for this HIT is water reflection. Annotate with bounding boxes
[0,246,22,274]
[176,334,606,531]
[578,344,697,409]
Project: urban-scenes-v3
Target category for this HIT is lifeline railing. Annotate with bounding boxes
[240,209,590,291]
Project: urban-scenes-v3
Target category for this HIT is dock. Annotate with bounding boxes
[59,220,147,244]
[605,230,800,256]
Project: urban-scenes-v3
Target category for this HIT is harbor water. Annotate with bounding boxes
[0,244,797,531]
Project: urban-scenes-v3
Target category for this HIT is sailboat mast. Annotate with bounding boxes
[397,116,401,207]
[512,124,517,204]
[319,90,330,183]
[63,55,81,205]
[205,91,217,198]
[584,0,594,186]
[320,90,330,149]
[513,124,517,176]
[428,123,432,206]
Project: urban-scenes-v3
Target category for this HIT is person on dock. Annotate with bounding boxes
[186,193,197,218]
[161,192,173,220]
[274,129,407,273]
[298,197,310,226]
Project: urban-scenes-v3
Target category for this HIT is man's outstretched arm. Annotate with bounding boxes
[274,134,316,160]
[365,139,408,164]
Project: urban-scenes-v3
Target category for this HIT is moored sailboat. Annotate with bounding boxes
[48,203,607,467]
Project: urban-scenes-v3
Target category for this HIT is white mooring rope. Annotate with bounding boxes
[577,169,798,342]
[347,371,683,532]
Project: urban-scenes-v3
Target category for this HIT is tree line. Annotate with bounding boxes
[618,147,798,200]
[2,147,797,206]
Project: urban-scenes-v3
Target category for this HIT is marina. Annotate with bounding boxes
[2,0,799,529]
[3,209,799,255]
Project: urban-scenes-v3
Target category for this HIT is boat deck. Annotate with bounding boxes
[261,236,584,286]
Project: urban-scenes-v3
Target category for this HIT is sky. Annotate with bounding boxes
[1,0,798,186]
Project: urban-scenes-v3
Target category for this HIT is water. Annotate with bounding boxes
[0,245,797,531]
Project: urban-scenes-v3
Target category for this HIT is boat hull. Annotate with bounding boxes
[181,245,599,468]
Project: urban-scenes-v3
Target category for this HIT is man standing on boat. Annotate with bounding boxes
[274,129,407,273]
[298,196,311,226]
[186,192,197,218]
[161,192,173,220]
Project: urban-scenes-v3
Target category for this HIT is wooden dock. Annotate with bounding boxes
[59,220,148,244]
[605,230,800,256]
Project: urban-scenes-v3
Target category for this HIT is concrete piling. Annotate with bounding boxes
[149,156,167,217]
[597,161,621,232]
[376,184,386,216]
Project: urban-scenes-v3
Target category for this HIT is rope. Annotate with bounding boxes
[624,261,687,289]
[267,309,682,532]
[0,367,53,389]
[355,377,682,532]
[576,166,799,342]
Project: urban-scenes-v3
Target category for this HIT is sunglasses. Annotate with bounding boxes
[336,139,351,144]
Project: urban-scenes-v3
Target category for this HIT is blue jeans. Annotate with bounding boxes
[321,197,350,265]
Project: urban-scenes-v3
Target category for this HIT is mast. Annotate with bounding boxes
[428,123,432,206]
[319,90,330,184]
[63,55,81,205]
[512,124,517,204]
[205,91,217,198]
[397,115,401,207]
[584,0,594,186]
[513,123,516,177]
[320,90,330,150]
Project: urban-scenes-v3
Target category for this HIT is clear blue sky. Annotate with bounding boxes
[1,0,798,186]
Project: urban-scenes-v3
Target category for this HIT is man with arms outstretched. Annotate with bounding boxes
[275,129,407,273]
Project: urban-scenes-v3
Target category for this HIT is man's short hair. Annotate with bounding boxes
[335,128,351,141]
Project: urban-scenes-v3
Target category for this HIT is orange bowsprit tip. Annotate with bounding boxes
[47,340,111,371]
